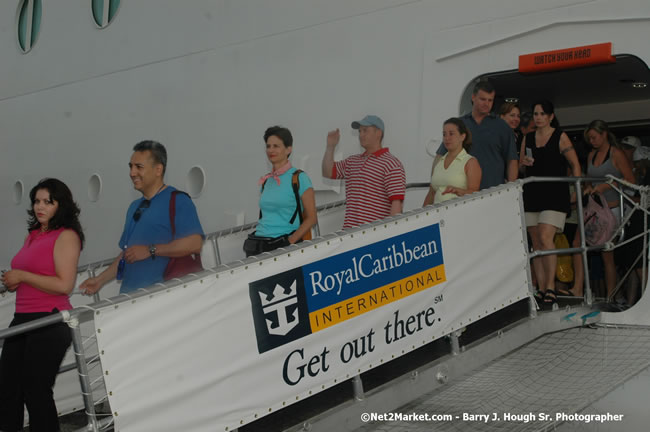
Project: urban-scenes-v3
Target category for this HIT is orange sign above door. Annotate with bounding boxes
[519,42,615,73]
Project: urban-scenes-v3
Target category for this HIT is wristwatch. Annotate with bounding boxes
[149,244,157,260]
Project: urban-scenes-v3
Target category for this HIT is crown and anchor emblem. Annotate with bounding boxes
[259,280,299,336]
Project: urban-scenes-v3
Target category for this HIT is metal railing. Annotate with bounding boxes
[521,174,649,306]
[0,182,424,431]
[1,177,648,431]
[0,306,113,431]
[73,182,425,274]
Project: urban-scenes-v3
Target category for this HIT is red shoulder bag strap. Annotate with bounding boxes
[169,190,190,239]
[169,191,177,239]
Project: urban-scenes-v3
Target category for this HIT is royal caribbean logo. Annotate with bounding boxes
[249,224,446,353]
[249,268,312,354]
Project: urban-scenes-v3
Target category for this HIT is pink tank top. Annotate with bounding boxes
[11,227,73,313]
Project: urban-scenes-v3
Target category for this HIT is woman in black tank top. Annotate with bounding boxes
[520,100,581,305]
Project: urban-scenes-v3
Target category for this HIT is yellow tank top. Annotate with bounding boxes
[431,148,473,203]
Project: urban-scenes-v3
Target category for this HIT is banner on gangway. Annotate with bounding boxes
[94,184,529,432]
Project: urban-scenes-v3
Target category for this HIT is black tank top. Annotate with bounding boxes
[523,128,570,213]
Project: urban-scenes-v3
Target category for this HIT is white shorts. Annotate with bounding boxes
[525,210,567,231]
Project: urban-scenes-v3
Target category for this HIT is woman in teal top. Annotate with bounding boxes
[244,126,317,256]
[423,118,482,206]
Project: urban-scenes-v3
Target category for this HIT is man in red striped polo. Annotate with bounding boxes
[322,115,406,229]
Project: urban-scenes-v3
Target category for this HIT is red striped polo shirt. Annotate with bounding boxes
[333,148,405,229]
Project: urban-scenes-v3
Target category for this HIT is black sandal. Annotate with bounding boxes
[534,289,545,301]
[543,290,557,304]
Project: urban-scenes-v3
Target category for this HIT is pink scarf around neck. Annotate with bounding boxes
[258,161,292,186]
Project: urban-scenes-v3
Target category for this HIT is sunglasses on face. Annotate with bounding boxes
[133,200,151,222]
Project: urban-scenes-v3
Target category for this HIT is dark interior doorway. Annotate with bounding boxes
[473,54,650,157]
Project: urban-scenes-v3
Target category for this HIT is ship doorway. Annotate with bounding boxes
[464,54,650,157]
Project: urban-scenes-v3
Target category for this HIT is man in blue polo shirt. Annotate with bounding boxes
[436,81,518,189]
[80,140,204,294]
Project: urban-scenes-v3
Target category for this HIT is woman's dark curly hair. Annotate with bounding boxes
[27,178,85,248]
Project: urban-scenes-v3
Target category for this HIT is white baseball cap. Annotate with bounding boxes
[621,136,641,148]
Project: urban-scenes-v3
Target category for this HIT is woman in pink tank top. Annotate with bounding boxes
[0,178,84,432]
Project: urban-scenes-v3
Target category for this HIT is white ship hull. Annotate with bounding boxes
[1,0,649,267]
[1,1,650,431]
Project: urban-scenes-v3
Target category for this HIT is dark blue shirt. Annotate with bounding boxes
[437,113,517,189]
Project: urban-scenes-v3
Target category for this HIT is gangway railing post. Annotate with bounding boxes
[67,313,100,432]
[211,237,222,266]
[312,221,321,239]
[517,179,537,319]
[450,331,461,356]
[87,268,101,303]
[352,375,365,401]
[575,180,593,306]
[642,191,648,294]
[619,191,626,241]
[528,296,537,319]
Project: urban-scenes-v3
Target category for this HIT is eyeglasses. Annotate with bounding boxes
[133,200,151,222]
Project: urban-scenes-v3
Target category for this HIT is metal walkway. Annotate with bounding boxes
[355,326,650,432]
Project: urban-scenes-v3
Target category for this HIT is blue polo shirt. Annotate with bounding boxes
[437,113,517,189]
[118,186,204,293]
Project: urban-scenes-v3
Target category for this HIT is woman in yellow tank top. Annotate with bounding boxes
[423,118,482,206]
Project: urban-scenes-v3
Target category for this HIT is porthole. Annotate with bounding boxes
[186,166,206,198]
[91,0,121,28]
[13,180,24,205]
[88,174,102,202]
[426,138,441,158]
[16,0,42,54]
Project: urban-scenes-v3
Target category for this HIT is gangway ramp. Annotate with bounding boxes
[353,322,650,432]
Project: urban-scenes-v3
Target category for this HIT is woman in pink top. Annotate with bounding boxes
[0,178,84,432]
